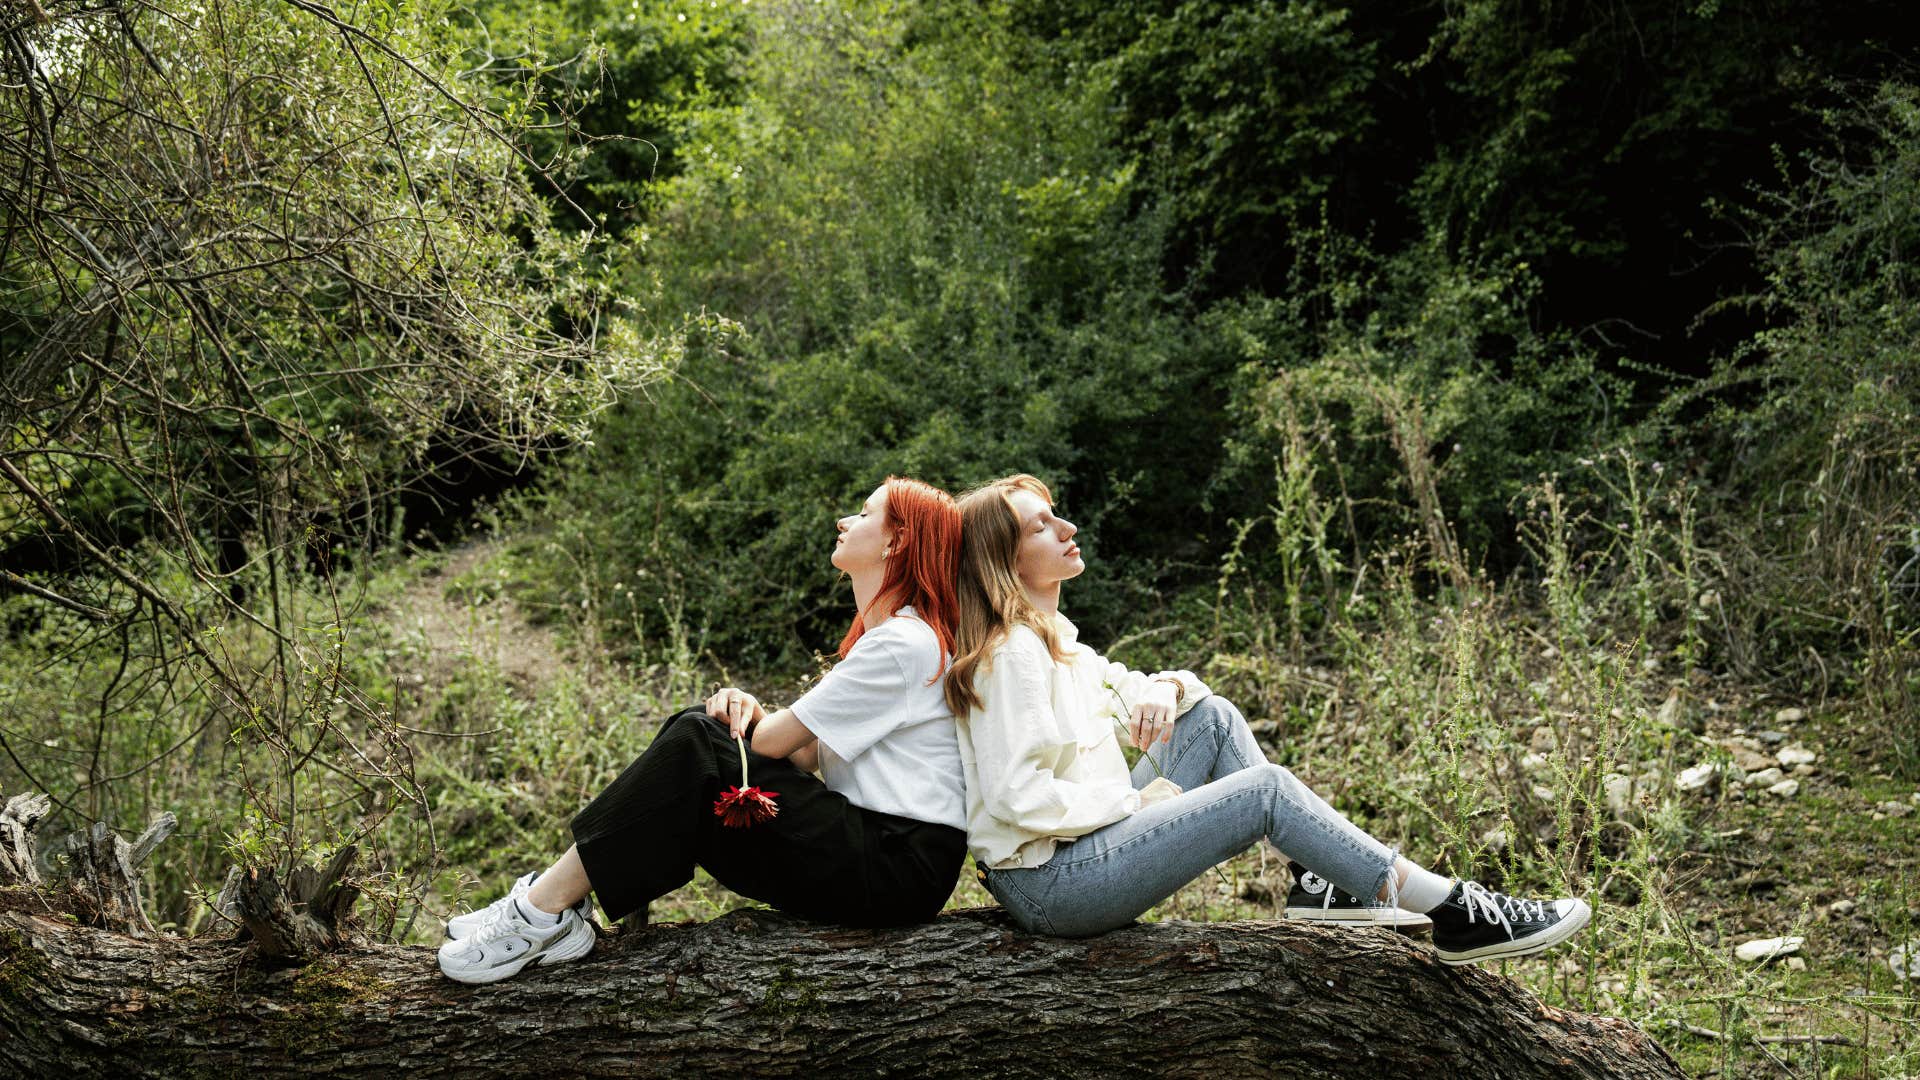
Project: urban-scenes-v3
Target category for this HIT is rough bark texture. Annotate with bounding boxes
[0,901,1683,1079]
[62,814,175,936]
[226,846,363,961]
[0,794,51,887]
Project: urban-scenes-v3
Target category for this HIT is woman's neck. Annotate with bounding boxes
[850,570,894,629]
[1023,578,1062,617]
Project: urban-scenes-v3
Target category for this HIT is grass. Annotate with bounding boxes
[2,443,1913,1079]
[372,507,1914,1076]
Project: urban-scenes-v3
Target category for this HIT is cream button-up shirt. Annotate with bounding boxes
[956,613,1210,870]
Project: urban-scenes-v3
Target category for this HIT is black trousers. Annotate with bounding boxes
[571,706,966,927]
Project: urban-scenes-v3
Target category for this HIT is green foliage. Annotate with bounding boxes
[493,0,1920,681]
[0,0,688,906]
[521,0,1247,662]
[1056,0,1376,267]
[457,0,753,236]
[1669,81,1920,772]
[3,17,1916,1076]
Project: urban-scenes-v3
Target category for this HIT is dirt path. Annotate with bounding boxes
[386,538,579,695]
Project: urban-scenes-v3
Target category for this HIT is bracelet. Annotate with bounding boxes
[1153,677,1185,705]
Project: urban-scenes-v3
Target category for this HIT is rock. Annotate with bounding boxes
[1603,774,1634,818]
[1774,707,1807,723]
[1776,746,1817,768]
[1893,942,1920,981]
[1520,752,1551,774]
[1675,763,1719,793]
[1726,744,1775,772]
[1655,689,1683,729]
[1767,778,1801,798]
[1734,936,1804,963]
[1875,801,1912,818]
[1531,785,1556,803]
[1744,767,1785,789]
[1479,828,1510,853]
[1829,899,1857,918]
[1754,730,1789,746]
[1786,957,1807,972]
[1529,726,1557,755]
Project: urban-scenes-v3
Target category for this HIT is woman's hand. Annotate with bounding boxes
[1138,776,1183,807]
[706,687,766,741]
[1127,681,1179,751]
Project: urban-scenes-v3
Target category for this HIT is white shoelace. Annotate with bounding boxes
[1457,880,1548,934]
[466,896,530,946]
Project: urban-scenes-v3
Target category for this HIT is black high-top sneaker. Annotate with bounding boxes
[1427,880,1591,965]
[1283,862,1433,931]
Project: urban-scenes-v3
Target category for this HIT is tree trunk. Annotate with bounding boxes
[0,902,1682,1079]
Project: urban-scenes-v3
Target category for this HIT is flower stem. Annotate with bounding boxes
[736,732,751,788]
[1106,682,1163,778]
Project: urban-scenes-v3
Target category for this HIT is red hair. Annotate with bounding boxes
[839,476,961,676]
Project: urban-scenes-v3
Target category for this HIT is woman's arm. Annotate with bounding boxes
[707,688,818,763]
[749,707,817,760]
[1086,649,1211,749]
[969,635,1141,836]
[786,741,821,774]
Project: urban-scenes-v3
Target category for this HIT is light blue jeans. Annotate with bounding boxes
[981,696,1396,937]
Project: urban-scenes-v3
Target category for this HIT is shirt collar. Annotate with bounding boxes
[1050,611,1079,646]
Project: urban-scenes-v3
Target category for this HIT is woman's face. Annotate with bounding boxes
[832,484,895,575]
[1008,488,1083,589]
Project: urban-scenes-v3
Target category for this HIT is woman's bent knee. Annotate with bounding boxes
[1187,694,1238,719]
[1256,761,1295,783]
[1251,762,1306,797]
[1184,694,1245,731]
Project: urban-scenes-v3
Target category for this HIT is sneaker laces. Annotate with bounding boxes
[1455,880,1515,936]
[1503,892,1548,923]
[465,896,532,947]
[1456,880,1548,934]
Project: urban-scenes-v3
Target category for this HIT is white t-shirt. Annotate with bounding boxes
[788,607,967,831]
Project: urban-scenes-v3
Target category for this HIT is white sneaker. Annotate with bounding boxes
[445,872,591,940]
[436,898,596,984]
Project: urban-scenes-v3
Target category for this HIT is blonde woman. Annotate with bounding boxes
[945,474,1589,964]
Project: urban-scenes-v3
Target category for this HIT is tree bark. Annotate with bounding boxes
[0,902,1682,1079]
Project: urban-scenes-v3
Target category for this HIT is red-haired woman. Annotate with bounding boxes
[439,478,967,984]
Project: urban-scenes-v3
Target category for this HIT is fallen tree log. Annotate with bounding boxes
[0,900,1681,1079]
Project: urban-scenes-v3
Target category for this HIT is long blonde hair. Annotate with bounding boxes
[943,474,1071,717]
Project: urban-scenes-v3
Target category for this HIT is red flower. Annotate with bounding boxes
[713,784,780,828]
